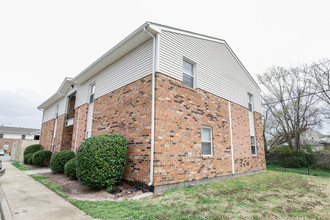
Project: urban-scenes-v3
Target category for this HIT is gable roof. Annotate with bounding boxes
[0,126,40,135]
[38,77,73,110]
[38,22,260,110]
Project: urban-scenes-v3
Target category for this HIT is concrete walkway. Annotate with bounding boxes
[0,163,91,220]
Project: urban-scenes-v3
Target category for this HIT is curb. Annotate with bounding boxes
[0,184,13,220]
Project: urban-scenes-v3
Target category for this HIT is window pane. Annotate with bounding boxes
[202,127,211,141]
[251,136,255,145]
[248,103,252,112]
[248,94,252,103]
[251,145,256,155]
[91,84,95,94]
[183,60,193,76]
[202,142,212,155]
[183,74,194,88]
[89,94,94,104]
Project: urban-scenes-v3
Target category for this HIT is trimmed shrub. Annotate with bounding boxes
[50,151,75,173]
[64,158,77,179]
[32,150,52,166]
[76,134,127,190]
[270,146,315,168]
[28,154,35,165]
[24,144,41,156]
[24,153,34,164]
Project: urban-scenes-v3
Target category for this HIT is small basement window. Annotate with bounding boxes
[201,126,213,156]
[251,136,257,156]
[21,135,26,139]
[183,60,195,88]
[34,135,40,140]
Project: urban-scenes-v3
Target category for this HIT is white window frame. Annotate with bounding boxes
[248,93,253,112]
[182,58,196,89]
[201,126,213,156]
[89,83,96,104]
[251,136,258,156]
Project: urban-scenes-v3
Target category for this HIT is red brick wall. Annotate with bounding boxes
[40,119,55,151]
[153,73,233,186]
[71,103,89,151]
[92,75,152,184]
[231,103,266,173]
[53,114,73,152]
[0,138,20,153]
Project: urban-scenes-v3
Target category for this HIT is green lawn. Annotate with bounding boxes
[68,171,329,219]
[11,162,32,171]
[31,175,67,198]
[267,163,330,177]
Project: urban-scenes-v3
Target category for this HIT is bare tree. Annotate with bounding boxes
[258,65,321,151]
[306,59,330,119]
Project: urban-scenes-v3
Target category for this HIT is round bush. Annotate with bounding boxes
[50,151,75,173]
[64,158,77,179]
[24,144,41,156]
[32,150,52,166]
[28,154,35,165]
[24,153,34,164]
[76,134,127,190]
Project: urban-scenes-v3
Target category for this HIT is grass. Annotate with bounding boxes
[68,171,329,219]
[31,175,67,198]
[11,162,32,171]
[267,163,330,177]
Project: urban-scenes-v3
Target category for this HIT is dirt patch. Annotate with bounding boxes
[39,172,146,201]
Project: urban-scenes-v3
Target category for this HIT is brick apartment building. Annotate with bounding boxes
[0,126,40,153]
[38,22,266,192]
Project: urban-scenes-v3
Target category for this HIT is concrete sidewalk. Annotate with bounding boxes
[0,163,91,220]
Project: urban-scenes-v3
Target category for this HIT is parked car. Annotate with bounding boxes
[0,149,4,156]
[0,159,5,177]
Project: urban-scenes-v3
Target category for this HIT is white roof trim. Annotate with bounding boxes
[39,21,261,110]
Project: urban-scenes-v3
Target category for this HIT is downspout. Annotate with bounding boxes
[74,108,80,152]
[228,101,235,174]
[143,27,156,186]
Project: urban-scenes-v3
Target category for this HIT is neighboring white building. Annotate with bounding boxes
[0,126,40,152]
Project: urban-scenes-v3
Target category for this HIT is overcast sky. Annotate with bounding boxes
[0,0,329,133]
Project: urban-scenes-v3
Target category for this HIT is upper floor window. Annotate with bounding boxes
[248,94,253,112]
[183,60,195,88]
[89,84,96,104]
[0,134,3,138]
[201,126,213,156]
[54,105,59,119]
[21,135,26,139]
[251,136,257,156]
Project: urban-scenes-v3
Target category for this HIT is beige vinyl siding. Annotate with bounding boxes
[158,31,261,113]
[75,39,153,108]
[42,98,66,123]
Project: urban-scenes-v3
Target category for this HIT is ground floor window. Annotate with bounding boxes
[251,136,257,156]
[202,126,212,156]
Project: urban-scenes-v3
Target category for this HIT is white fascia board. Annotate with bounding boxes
[149,22,226,44]
[37,78,73,110]
[72,21,157,85]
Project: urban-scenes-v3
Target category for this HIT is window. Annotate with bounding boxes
[21,135,26,139]
[34,135,40,140]
[251,136,257,156]
[86,130,91,139]
[0,134,3,138]
[248,94,253,112]
[55,105,59,119]
[183,60,194,88]
[201,126,212,156]
[89,84,96,104]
